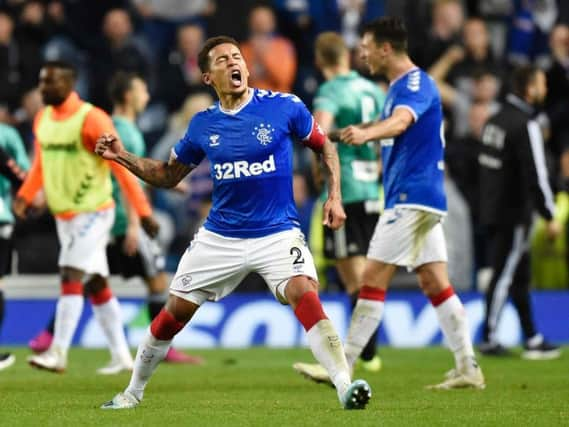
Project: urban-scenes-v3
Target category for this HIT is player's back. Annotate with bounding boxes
[174,89,316,238]
[478,96,539,226]
[380,68,446,214]
[315,71,384,129]
[314,71,384,203]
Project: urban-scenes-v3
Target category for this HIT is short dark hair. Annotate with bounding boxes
[41,60,77,81]
[362,17,408,52]
[198,36,240,72]
[511,65,541,98]
[108,71,141,105]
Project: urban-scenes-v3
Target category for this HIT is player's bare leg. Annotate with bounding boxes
[101,294,198,409]
[416,262,484,390]
[287,275,371,409]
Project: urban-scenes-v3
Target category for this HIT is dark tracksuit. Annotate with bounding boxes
[478,94,556,343]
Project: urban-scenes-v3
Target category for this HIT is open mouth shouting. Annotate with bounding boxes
[230,69,243,88]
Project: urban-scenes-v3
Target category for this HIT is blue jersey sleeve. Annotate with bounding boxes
[392,73,433,121]
[173,116,205,166]
[287,95,313,140]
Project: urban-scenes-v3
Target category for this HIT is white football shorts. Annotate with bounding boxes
[170,227,318,306]
[55,207,114,276]
[367,207,447,271]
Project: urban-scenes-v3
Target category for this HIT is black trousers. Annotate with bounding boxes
[482,223,537,343]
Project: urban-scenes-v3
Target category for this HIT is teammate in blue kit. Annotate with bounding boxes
[95,35,371,410]
[299,17,485,390]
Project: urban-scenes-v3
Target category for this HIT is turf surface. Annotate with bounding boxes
[0,347,566,426]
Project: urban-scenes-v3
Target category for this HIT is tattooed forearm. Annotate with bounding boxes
[321,139,341,200]
[115,150,192,188]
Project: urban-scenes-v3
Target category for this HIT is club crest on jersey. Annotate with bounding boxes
[252,123,275,145]
[209,134,220,147]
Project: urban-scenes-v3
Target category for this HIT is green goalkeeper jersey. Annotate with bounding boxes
[313,71,385,204]
[111,116,146,236]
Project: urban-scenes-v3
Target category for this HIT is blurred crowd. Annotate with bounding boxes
[1,0,569,291]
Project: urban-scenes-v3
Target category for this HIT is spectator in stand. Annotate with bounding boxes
[431,47,501,139]
[207,0,257,42]
[273,0,339,67]
[0,10,22,113]
[42,1,134,98]
[446,102,492,226]
[132,0,215,60]
[43,0,132,54]
[337,0,384,50]
[447,17,504,90]
[272,1,382,111]
[545,23,569,192]
[14,1,55,94]
[90,8,152,112]
[507,0,558,67]
[446,101,493,282]
[545,24,569,271]
[14,88,43,152]
[411,0,464,69]
[159,24,209,113]
[241,4,296,93]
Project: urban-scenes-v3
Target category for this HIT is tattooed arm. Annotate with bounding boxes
[95,133,194,188]
[318,139,346,230]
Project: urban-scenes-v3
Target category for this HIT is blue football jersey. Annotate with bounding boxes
[380,68,447,213]
[173,89,314,238]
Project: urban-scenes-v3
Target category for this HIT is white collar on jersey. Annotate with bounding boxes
[389,66,420,87]
[218,88,254,115]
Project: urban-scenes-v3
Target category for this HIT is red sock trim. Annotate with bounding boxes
[430,286,455,307]
[359,285,386,302]
[150,309,186,340]
[294,291,328,332]
[89,286,113,305]
[61,281,83,295]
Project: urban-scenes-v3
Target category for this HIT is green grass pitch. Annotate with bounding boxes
[0,347,567,426]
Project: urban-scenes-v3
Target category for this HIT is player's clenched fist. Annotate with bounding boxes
[340,125,368,146]
[95,133,123,160]
[322,198,346,230]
